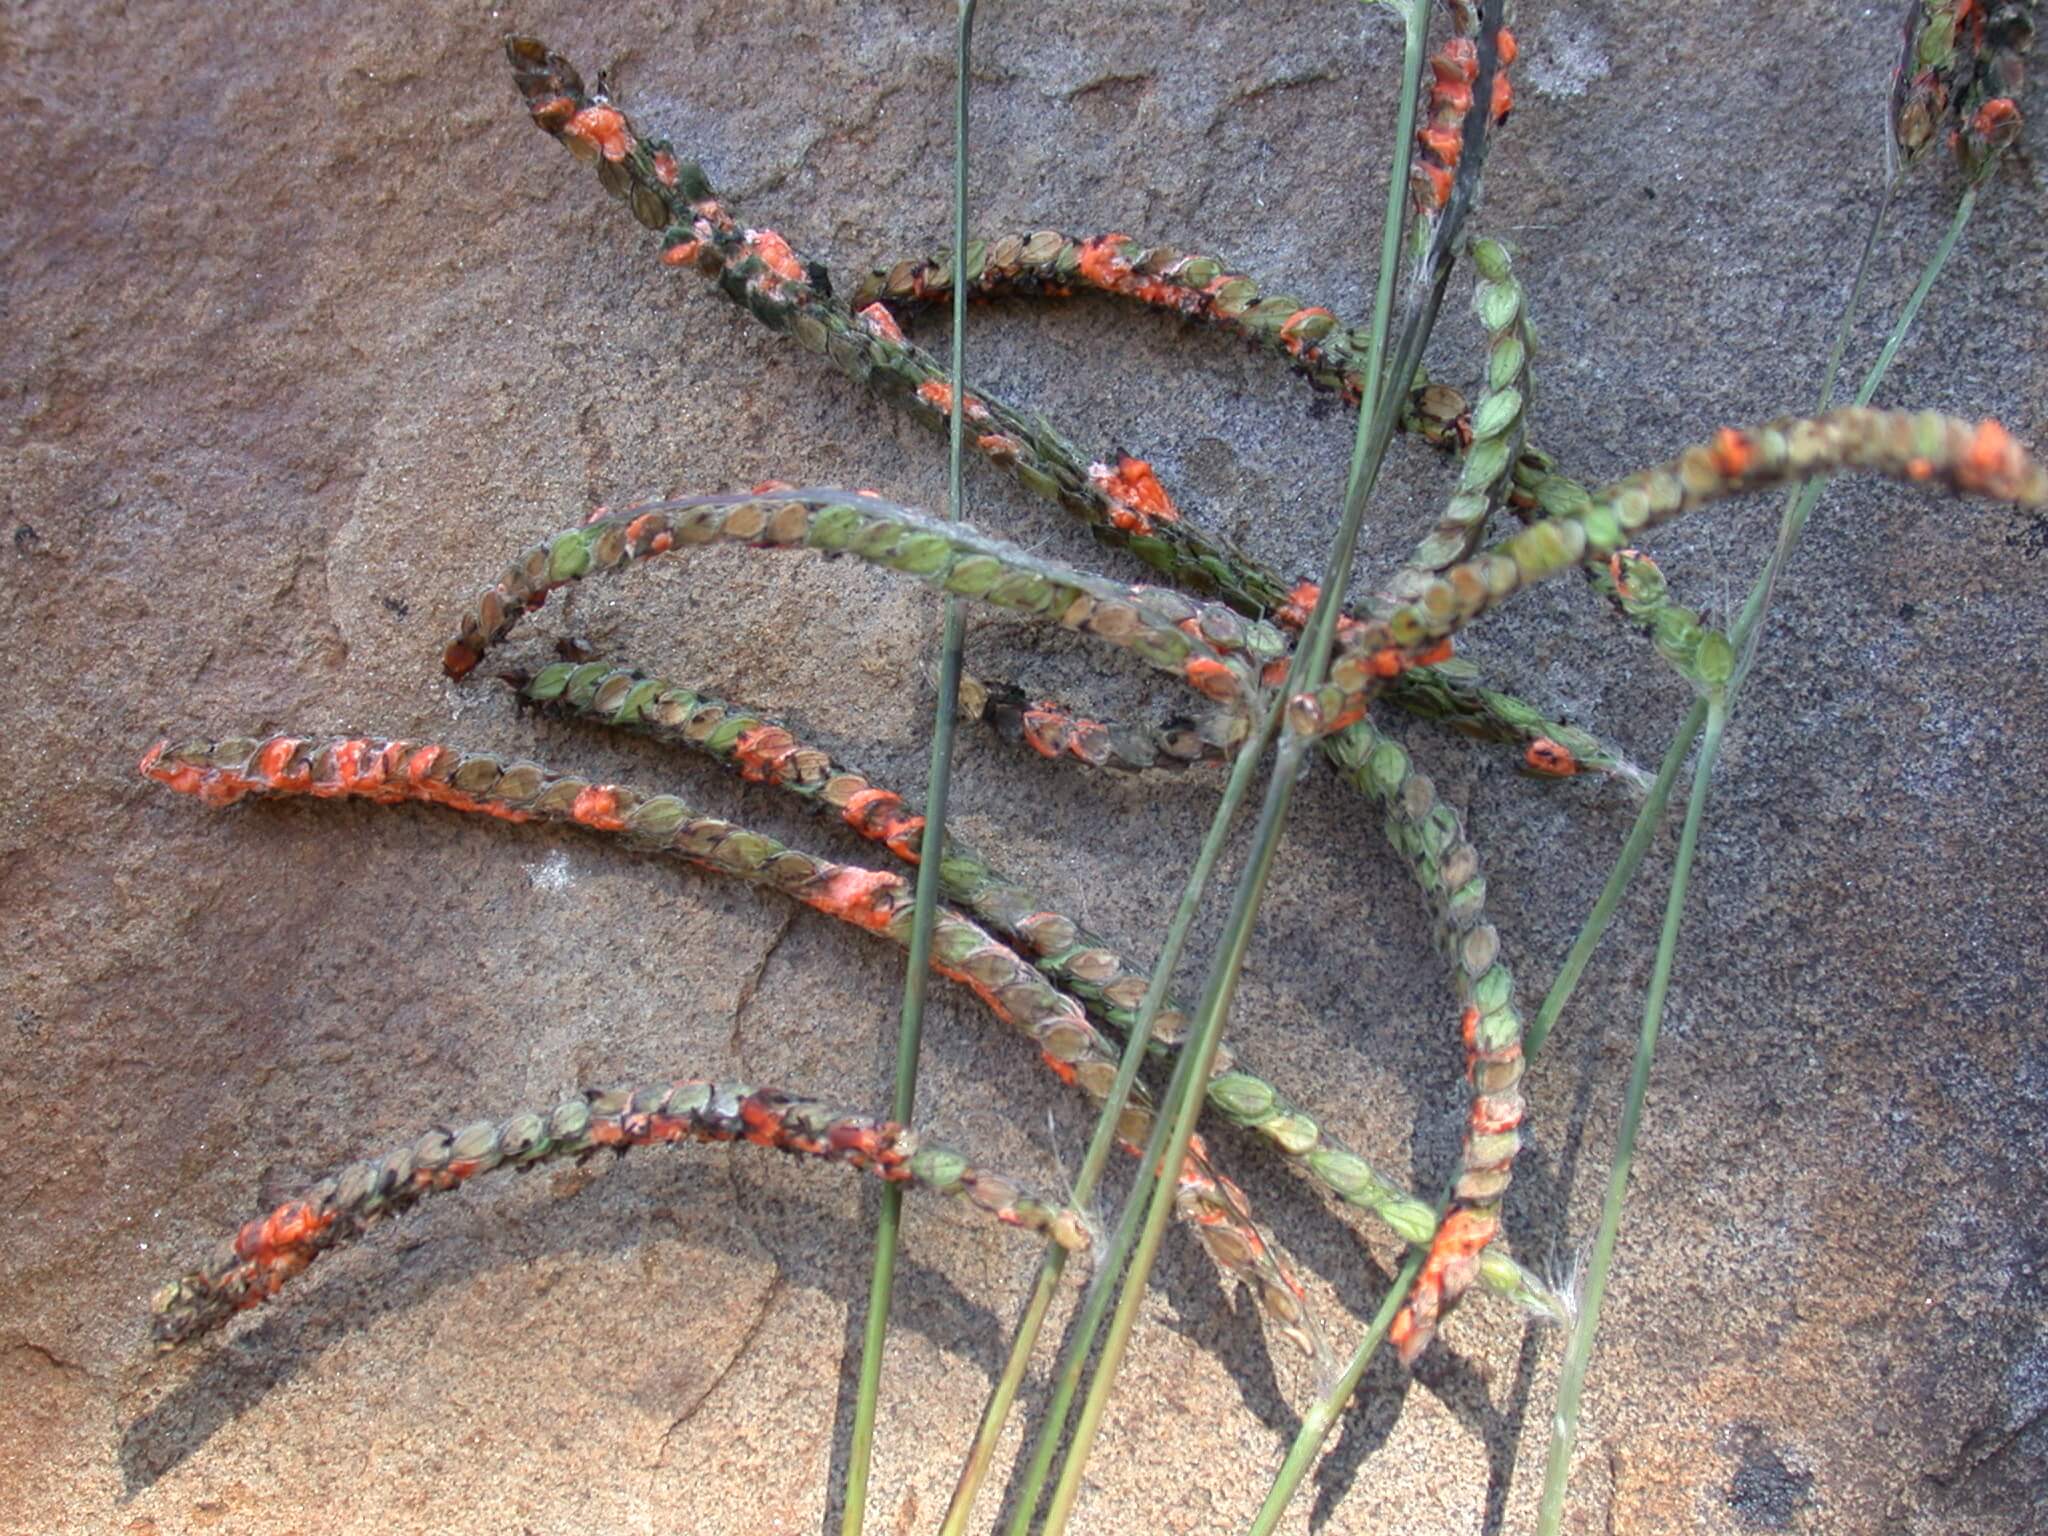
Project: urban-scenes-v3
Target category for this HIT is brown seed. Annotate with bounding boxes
[721,500,769,540]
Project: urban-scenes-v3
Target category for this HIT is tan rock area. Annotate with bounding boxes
[2,2,2043,1532]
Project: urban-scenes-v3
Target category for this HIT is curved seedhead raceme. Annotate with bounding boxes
[499,29,1618,779]
[132,8,2047,1527]
[502,655,1555,1316]
[140,731,1327,1361]
[440,485,1284,759]
[1291,406,2047,736]
[149,1078,1091,1349]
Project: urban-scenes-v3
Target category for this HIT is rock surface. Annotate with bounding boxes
[3,2,2044,1533]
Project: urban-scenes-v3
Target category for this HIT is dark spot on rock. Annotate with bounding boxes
[380,595,409,618]
[1308,394,1335,421]
[13,524,41,552]
[1724,1423,1815,1530]
[1068,71,1154,110]
[1642,185,1656,199]
[1897,602,1918,621]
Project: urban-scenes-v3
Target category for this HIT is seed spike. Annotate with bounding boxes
[506,37,1645,784]
[854,228,1387,407]
[1313,407,2048,730]
[1378,234,1532,610]
[1410,2,1518,233]
[1892,0,2034,174]
[141,733,1325,1359]
[975,680,1236,773]
[504,35,1283,615]
[1324,715,1529,1360]
[149,1078,1088,1348]
[441,486,1266,743]
[513,662,1555,1307]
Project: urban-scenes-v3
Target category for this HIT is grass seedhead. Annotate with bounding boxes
[130,10,2040,1529]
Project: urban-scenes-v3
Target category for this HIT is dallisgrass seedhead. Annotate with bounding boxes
[1377,235,1530,610]
[140,733,1323,1358]
[1323,713,1530,1363]
[148,1078,1090,1349]
[1892,0,2036,173]
[133,14,2042,1532]
[857,229,1381,407]
[1412,4,1516,218]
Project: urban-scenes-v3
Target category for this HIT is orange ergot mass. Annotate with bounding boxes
[564,103,630,162]
[1087,453,1182,534]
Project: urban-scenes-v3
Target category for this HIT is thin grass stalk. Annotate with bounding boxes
[1532,697,1726,1535]
[1242,1209,1439,1536]
[1002,1032,1194,1536]
[1524,172,1941,1060]
[1252,0,1512,1374]
[1039,726,1315,1536]
[1519,701,1705,1060]
[1347,0,1428,481]
[998,1108,1167,1536]
[1037,6,1457,1527]
[841,10,977,1527]
[939,1259,1060,1536]
[1534,171,1982,1526]
[973,695,1287,1536]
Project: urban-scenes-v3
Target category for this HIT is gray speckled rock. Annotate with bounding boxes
[2,3,2043,1533]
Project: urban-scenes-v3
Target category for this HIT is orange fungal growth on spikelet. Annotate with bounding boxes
[1971,96,2022,144]
[857,301,906,343]
[1710,427,1757,478]
[1076,233,1134,287]
[528,94,577,134]
[1412,17,1516,213]
[564,104,631,162]
[745,229,805,285]
[1088,454,1182,533]
[732,725,801,783]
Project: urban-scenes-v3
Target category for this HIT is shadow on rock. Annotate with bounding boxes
[117,1159,1009,1497]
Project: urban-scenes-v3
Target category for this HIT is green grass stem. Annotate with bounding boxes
[839,7,978,1529]
[1531,176,1979,1529]
[1528,173,1960,1064]
[1532,697,1727,1535]
[946,687,1286,1535]
[994,692,1287,1536]
[1243,1215,1438,1536]
[1519,705,1704,1060]
[1038,732,1317,1536]
[1034,6,1457,1528]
